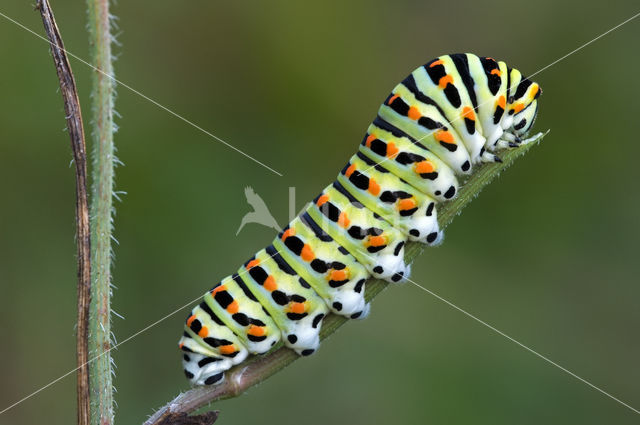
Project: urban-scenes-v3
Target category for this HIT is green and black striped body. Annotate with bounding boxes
[179,53,542,385]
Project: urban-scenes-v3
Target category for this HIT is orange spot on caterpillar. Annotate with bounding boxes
[281,228,295,241]
[289,302,306,314]
[386,142,399,158]
[513,103,525,113]
[429,59,444,67]
[490,68,501,76]
[368,179,380,196]
[387,94,399,105]
[329,269,348,281]
[179,342,184,349]
[186,315,196,326]
[438,75,453,88]
[338,212,350,228]
[211,285,227,295]
[365,134,376,147]
[436,130,454,144]
[263,275,277,291]
[316,194,329,207]
[301,244,315,261]
[219,345,235,355]
[530,84,539,99]
[368,235,387,247]
[462,106,475,120]
[345,163,356,177]
[408,106,421,120]
[248,325,265,337]
[398,198,417,211]
[198,326,209,338]
[414,160,435,174]
[246,259,260,270]
[497,95,506,109]
[227,300,239,314]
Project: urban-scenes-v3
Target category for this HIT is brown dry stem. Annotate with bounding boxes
[36,1,91,424]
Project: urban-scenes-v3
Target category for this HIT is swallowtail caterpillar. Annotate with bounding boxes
[179,53,542,386]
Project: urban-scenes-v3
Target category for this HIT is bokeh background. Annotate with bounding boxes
[1,1,639,424]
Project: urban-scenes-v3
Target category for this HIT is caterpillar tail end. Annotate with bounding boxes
[182,351,227,386]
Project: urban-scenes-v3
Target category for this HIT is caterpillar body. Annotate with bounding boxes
[179,53,542,386]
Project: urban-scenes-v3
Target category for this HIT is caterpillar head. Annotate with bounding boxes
[512,100,539,138]
[504,71,542,136]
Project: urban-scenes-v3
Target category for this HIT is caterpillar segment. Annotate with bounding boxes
[378,80,473,174]
[412,56,488,161]
[179,302,249,385]
[273,214,370,318]
[308,184,410,282]
[240,247,330,355]
[203,274,282,355]
[465,55,511,150]
[179,53,541,386]
[337,153,440,245]
[359,123,460,203]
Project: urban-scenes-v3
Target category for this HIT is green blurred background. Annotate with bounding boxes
[1,1,639,424]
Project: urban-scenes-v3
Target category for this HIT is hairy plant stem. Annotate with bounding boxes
[145,132,547,425]
[86,0,116,423]
[35,1,92,424]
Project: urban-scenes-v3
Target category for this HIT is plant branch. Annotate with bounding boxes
[144,132,547,425]
[86,0,116,424]
[35,1,91,424]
